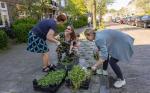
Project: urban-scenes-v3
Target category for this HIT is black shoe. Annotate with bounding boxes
[42,67,50,72]
[48,64,56,71]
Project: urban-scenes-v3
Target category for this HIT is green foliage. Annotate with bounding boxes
[93,51,99,60]
[21,0,53,19]
[72,16,87,28]
[64,0,87,16]
[0,30,8,50]
[61,56,74,66]
[12,18,37,43]
[135,0,150,15]
[98,18,105,30]
[96,0,114,28]
[68,65,91,91]
[56,15,87,32]
[86,0,92,13]
[37,70,65,87]
[56,23,66,33]
[13,17,37,25]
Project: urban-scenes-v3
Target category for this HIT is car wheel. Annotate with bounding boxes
[144,23,147,28]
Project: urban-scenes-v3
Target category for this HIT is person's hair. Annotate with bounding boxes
[57,13,67,22]
[84,28,95,36]
[70,26,76,41]
[68,25,76,41]
[76,33,80,37]
[73,41,77,46]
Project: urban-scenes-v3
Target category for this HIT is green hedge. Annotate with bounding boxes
[13,23,35,43]
[56,15,88,33]
[56,23,67,33]
[0,30,8,49]
[12,16,87,43]
[72,15,87,28]
[13,17,37,25]
[12,18,37,43]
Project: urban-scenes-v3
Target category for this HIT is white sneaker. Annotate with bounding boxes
[102,70,108,76]
[96,69,108,76]
[114,79,126,88]
[96,69,102,74]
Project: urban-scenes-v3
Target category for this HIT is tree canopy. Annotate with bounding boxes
[64,0,87,16]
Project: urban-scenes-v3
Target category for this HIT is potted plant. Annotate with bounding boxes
[58,55,78,71]
[33,69,66,92]
[93,50,99,61]
[66,65,92,92]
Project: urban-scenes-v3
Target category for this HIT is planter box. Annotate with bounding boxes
[65,78,91,89]
[33,79,64,93]
[33,70,67,93]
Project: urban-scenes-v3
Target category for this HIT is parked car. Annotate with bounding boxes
[126,17,132,25]
[121,17,128,24]
[125,16,136,26]
[135,15,150,28]
[135,16,143,27]
[115,17,121,23]
[141,15,150,28]
[129,16,136,26]
[120,18,125,24]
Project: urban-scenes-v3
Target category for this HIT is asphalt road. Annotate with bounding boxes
[106,23,150,93]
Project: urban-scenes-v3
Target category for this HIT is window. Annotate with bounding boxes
[0,13,3,25]
[3,15,8,26]
[0,2,9,27]
[1,2,5,8]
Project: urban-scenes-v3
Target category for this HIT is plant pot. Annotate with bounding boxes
[57,56,79,71]
[33,70,67,93]
[65,78,91,90]
[80,79,91,89]
[33,79,64,93]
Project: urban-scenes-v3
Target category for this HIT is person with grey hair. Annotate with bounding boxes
[84,29,134,88]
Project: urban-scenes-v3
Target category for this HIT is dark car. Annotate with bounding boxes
[135,16,143,27]
[141,15,150,28]
[126,16,136,26]
[135,15,150,28]
[120,18,127,24]
[129,16,136,26]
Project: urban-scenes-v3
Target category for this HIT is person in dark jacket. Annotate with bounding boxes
[27,14,67,72]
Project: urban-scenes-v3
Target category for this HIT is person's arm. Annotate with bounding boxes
[46,29,60,45]
[69,41,74,54]
[55,34,60,40]
[92,39,108,70]
[92,58,105,70]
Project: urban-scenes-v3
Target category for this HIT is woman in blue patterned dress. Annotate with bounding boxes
[27,14,67,72]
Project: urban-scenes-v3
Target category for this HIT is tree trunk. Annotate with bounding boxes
[92,0,96,29]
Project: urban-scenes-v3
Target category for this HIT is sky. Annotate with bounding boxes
[107,0,132,10]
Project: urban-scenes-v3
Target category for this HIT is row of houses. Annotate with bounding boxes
[0,0,67,27]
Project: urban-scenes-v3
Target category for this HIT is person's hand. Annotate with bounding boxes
[93,47,99,53]
[91,65,97,71]
[56,41,61,46]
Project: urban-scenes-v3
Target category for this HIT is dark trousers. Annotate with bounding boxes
[103,57,124,80]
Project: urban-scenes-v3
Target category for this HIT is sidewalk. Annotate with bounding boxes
[0,26,103,93]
